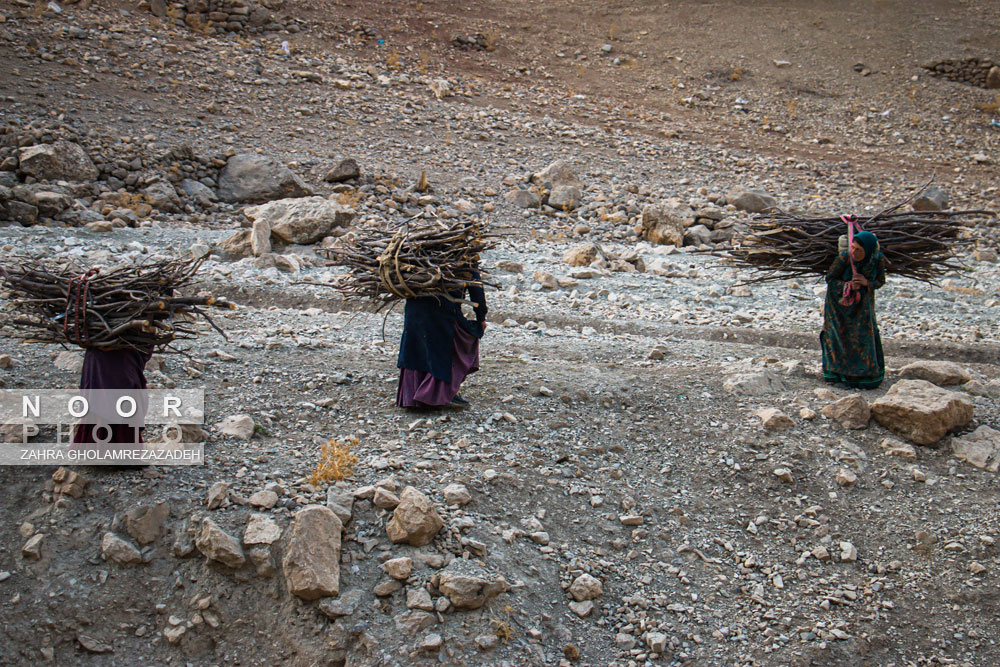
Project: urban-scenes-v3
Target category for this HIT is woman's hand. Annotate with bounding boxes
[479,321,487,334]
[851,275,868,289]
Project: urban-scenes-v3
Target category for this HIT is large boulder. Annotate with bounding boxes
[530,159,581,187]
[912,186,948,212]
[282,505,343,600]
[18,142,98,182]
[683,224,713,246]
[325,486,355,525]
[641,204,690,246]
[324,158,360,183]
[218,229,252,258]
[548,184,582,210]
[386,486,443,546]
[242,197,354,245]
[951,426,1000,472]
[988,66,1000,90]
[7,201,38,225]
[1,418,36,444]
[437,560,507,610]
[178,179,218,206]
[899,360,971,387]
[217,153,312,203]
[756,408,794,430]
[142,181,182,213]
[34,191,73,218]
[727,188,777,213]
[871,379,974,445]
[504,189,540,209]
[563,242,602,267]
[244,513,282,545]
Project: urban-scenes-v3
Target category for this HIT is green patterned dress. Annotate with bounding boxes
[820,250,886,389]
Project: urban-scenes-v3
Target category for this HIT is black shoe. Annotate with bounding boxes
[449,394,470,407]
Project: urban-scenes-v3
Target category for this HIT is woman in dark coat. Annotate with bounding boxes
[820,230,886,389]
[396,273,487,409]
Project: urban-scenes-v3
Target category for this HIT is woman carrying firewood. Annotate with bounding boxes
[1,256,233,466]
[820,230,886,389]
[396,269,488,409]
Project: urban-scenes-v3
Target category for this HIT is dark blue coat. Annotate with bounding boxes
[397,280,487,382]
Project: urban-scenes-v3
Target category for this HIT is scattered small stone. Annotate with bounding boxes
[880,437,917,461]
[101,532,142,565]
[773,467,794,483]
[318,589,363,619]
[21,534,44,559]
[384,557,413,580]
[195,519,246,569]
[244,514,282,545]
[437,560,507,610]
[569,573,603,601]
[373,487,401,510]
[442,483,472,506]
[217,415,255,440]
[835,468,858,487]
[756,407,794,430]
[821,394,871,429]
[206,481,229,509]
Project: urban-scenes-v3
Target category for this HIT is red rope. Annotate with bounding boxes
[63,267,99,346]
[839,215,864,307]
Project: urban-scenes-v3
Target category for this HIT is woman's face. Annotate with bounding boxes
[851,240,866,263]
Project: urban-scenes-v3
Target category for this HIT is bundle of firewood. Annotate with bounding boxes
[712,192,993,283]
[0,256,235,351]
[321,219,494,309]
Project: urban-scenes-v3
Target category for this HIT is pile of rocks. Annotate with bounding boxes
[0,118,359,228]
[451,32,495,51]
[2,122,228,194]
[640,199,740,248]
[147,0,294,35]
[923,58,1000,89]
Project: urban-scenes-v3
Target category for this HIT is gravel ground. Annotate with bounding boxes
[1,1,1000,666]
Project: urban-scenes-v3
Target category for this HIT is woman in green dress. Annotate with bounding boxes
[821,230,886,389]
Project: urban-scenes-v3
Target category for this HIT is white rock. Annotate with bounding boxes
[568,573,603,601]
[244,514,282,545]
[217,415,255,440]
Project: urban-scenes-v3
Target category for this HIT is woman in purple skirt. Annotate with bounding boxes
[71,347,153,460]
[396,272,487,409]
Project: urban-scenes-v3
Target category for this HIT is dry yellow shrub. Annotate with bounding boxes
[337,189,364,207]
[308,436,359,486]
[386,49,402,71]
[489,604,517,642]
[417,49,431,75]
[483,27,501,52]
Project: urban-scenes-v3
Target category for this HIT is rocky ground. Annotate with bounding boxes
[1,1,1000,666]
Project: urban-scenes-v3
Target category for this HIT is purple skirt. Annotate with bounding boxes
[396,323,479,408]
[72,348,150,447]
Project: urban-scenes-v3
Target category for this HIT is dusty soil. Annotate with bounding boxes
[0,0,999,666]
